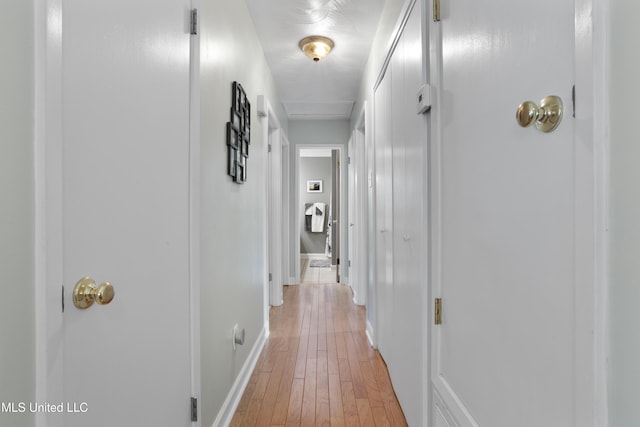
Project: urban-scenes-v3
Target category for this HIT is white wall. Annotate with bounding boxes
[0,2,35,427]
[199,1,287,425]
[609,2,640,425]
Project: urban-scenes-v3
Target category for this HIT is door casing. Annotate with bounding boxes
[349,103,369,306]
[259,95,287,309]
[294,144,348,284]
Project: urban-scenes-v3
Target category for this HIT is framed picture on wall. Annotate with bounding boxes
[307,180,323,193]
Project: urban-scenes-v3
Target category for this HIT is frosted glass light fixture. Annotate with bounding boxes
[298,36,335,62]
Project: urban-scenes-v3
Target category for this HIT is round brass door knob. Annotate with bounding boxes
[516,95,563,133]
[73,277,115,309]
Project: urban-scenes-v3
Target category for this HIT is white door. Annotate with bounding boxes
[60,1,193,425]
[431,0,594,426]
[389,4,425,426]
[373,69,394,362]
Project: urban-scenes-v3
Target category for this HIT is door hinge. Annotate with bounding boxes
[348,260,351,267]
[572,84,576,118]
[433,0,441,22]
[268,143,272,153]
[190,9,198,35]
[62,285,65,313]
[348,156,351,165]
[269,272,272,282]
[191,397,197,422]
[434,298,442,325]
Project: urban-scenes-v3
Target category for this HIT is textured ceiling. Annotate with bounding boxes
[245,0,385,120]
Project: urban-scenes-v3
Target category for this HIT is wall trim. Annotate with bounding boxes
[259,94,282,318]
[212,327,268,427]
[351,101,368,307]
[35,1,65,425]
[366,319,376,349]
[188,0,203,419]
[586,0,610,423]
[373,0,418,92]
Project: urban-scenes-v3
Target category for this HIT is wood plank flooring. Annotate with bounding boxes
[230,283,408,427]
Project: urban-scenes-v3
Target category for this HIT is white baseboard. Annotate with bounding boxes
[212,327,268,427]
[366,319,376,349]
[288,276,299,285]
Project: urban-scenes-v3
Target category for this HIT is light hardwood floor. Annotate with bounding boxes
[230,283,408,426]
[299,258,339,284]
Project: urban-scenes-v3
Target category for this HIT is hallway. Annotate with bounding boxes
[230,284,407,426]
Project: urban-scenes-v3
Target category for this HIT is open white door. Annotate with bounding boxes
[430,0,597,425]
[45,1,195,425]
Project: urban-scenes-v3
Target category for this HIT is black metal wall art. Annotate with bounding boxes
[226,81,251,183]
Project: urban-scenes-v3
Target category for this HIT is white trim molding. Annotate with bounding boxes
[211,327,268,427]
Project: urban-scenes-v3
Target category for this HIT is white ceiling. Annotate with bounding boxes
[245,0,385,120]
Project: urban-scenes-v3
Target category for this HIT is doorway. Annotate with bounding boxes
[295,146,346,285]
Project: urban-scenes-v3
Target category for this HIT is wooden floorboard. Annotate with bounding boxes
[230,283,408,426]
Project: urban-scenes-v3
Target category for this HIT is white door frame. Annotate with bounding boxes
[34,2,64,425]
[350,103,368,306]
[281,134,291,286]
[294,144,348,284]
[34,2,201,425]
[348,134,357,293]
[187,0,202,419]
[579,0,610,422]
[426,0,609,423]
[258,95,285,309]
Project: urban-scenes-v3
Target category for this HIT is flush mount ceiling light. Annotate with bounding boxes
[298,35,335,62]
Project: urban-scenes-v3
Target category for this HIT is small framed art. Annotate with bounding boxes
[307,180,323,193]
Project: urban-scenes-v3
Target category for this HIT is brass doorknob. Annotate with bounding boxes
[516,95,563,133]
[73,277,115,309]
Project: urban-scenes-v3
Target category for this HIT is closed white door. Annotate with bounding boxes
[431,0,594,426]
[59,1,193,425]
[373,68,394,361]
[389,4,425,426]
